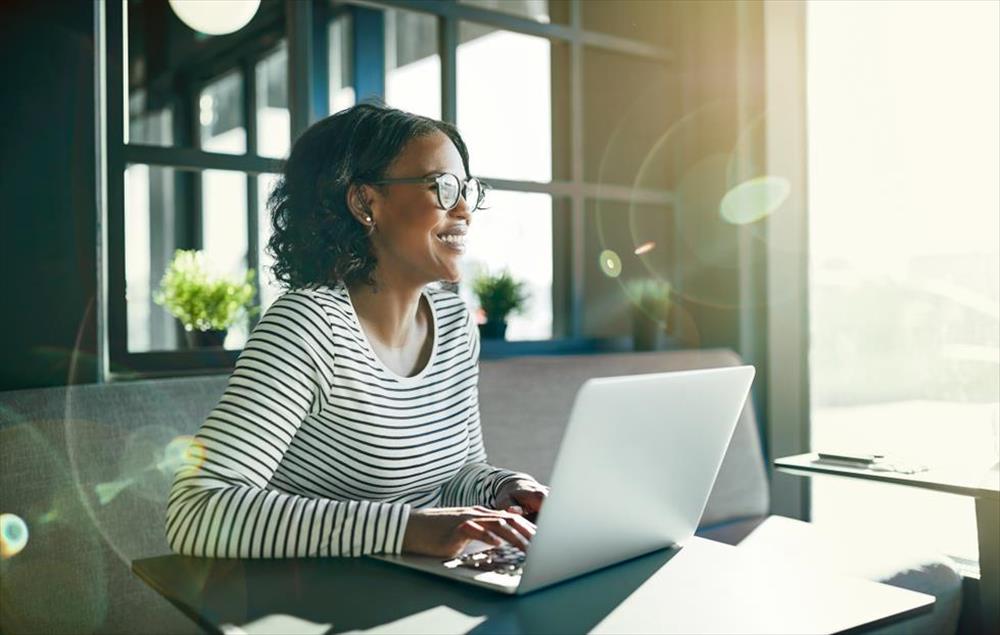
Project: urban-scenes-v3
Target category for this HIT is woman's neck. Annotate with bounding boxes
[346,276,428,349]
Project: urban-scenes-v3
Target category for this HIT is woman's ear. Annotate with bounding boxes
[346,183,376,226]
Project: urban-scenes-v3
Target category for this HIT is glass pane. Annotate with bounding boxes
[125,164,180,353]
[126,0,278,150]
[457,191,553,340]
[200,70,246,154]
[125,0,176,147]
[256,42,290,158]
[459,0,569,25]
[202,169,250,349]
[581,0,676,47]
[385,9,440,120]
[583,46,676,189]
[129,90,173,145]
[329,12,356,114]
[458,23,569,181]
[807,0,999,563]
[257,173,283,312]
[583,199,677,340]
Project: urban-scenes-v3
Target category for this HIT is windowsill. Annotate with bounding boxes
[108,336,686,381]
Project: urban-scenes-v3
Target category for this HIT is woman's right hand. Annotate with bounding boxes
[401,505,536,558]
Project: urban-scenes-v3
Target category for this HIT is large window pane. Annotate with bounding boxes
[125,164,179,353]
[125,0,279,150]
[256,42,290,158]
[807,0,1000,564]
[200,70,246,154]
[457,191,554,340]
[457,23,568,181]
[385,9,440,120]
[329,11,355,114]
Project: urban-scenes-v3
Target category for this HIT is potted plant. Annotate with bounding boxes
[470,269,529,340]
[153,249,259,348]
[625,278,672,351]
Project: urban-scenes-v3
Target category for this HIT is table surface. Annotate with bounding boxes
[774,453,1000,500]
[132,536,934,635]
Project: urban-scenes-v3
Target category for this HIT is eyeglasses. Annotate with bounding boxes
[370,172,489,212]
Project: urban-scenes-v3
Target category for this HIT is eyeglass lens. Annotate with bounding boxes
[437,174,482,211]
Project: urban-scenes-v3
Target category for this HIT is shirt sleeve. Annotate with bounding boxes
[164,290,411,558]
[438,307,537,508]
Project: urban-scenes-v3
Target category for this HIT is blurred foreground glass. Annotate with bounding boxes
[457,191,553,340]
[807,0,999,564]
[458,23,567,181]
[385,9,440,120]
[255,42,290,158]
[200,70,246,154]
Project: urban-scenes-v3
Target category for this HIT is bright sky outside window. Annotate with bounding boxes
[457,24,552,182]
[807,0,1000,564]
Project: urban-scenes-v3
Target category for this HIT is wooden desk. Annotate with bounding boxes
[775,453,999,634]
[132,537,932,634]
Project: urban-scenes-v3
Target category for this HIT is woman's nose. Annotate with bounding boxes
[450,196,473,222]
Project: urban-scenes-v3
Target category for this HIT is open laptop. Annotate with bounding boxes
[370,365,756,595]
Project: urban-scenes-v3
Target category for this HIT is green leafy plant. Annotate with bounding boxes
[625,278,672,324]
[471,268,529,322]
[153,249,259,332]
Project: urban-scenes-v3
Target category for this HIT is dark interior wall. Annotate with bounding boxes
[0,0,99,391]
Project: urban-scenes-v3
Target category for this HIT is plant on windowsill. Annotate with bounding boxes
[471,268,529,340]
[153,249,259,349]
[625,277,672,351]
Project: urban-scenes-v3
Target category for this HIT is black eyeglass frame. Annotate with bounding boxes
[368,172,490,212]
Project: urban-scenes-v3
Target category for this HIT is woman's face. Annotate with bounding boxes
[362,130,473,285]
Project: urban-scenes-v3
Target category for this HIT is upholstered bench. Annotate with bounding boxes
[0,348,959,634]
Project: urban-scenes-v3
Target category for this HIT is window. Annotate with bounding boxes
[106,0,680,376]
[806,0,999,566]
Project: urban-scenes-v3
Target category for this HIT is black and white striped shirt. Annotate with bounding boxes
[165,280,530,558]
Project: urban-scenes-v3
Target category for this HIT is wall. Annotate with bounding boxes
[0,0,99,391]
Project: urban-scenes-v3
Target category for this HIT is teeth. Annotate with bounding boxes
[439,234,466,245]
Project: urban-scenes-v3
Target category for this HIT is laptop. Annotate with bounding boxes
[370,365,756,595]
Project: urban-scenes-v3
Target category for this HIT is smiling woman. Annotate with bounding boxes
[165,102,549,560]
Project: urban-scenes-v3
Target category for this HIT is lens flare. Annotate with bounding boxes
[598,250,622,278]
[719,176,790,225]
[634,241,656,256]
[0,513,29,559]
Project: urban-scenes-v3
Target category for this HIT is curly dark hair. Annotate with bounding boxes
[265,100,472,291]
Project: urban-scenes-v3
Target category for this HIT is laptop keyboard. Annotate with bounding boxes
[448,544,526,576]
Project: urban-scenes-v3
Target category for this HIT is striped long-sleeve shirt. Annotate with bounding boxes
[165,280,533,558]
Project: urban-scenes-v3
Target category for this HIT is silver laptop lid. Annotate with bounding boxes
[517,365,755,594]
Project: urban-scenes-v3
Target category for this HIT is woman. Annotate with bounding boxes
[165,102,548,559]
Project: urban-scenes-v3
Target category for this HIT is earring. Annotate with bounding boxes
[365,216,372,224]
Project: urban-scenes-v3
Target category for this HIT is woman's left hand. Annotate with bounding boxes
[495,478,550,520]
